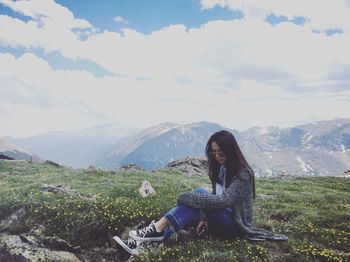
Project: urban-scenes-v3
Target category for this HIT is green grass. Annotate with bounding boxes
[0,161,349,261]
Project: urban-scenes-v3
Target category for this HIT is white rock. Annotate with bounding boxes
[139,180,156,197]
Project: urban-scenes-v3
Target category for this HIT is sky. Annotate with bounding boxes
[0,0,350,138]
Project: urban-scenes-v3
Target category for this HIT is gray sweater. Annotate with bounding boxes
[177,168,288,241]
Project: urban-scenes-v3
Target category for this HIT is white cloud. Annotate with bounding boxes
[200,0,350,32]
[0,0,91,29]
[0,0,92,58]
[74,19,350,94]
[1,52,349,138]
[1,1,349,89]
[0,1,350,137]
[113,16,127,24]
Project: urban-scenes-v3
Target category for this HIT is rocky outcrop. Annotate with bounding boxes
[40,184,97,201]
[41,184,81,197]
[86,165,104,173]
[0,208,26,233]
[117,163,144,172]
[0,233,81,262]
[0,137,42,163]
[166,157,208,176]
[0,209,81,261]
[44,160,63,168]
[0,154,15,160]
[0,208,123,262]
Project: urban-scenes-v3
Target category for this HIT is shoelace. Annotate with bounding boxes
[137,221,155,237]
[126,238,138,248]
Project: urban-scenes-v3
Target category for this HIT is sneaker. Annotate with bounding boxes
[129,220,164,242]
[113,236,141,255]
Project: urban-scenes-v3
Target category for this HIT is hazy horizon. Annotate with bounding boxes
[3,117,350,140]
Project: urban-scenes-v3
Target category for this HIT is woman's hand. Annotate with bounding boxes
[196,220,208,235]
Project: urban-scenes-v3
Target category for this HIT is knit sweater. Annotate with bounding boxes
[177,168,288,241]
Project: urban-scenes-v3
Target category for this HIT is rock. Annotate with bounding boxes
[86,165,104,172]
[0,154,15,160]
[275,171,296,179]
[342,170,350,178]
[0,244,27,262]
[117,163,144,172]
[40,184,81,198]
[40,184,97,201]
[0,208,27,233]
[20,225,76,252]
[139,180,156,197]
[257,194,276,200]
[166,157,208,176]
[81,193,98,201]
[44,160,63,168]
[0,234,81,262]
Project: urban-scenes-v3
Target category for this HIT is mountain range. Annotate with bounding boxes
[0,137,41,162]
[1,118,350,176]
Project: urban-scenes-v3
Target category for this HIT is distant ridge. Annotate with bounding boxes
[94,121,228,170]
[3,118,350,176]
[5,123,139,168]
[240,118,350,176]
[0,137,41,162]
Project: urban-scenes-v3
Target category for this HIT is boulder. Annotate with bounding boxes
[0,154,15,160]
[86,165,104,172]
[0,234,81,262]
[166,157,208,176]
[139,180,156,197]
[44,160,63,168]
[19,225,77,252]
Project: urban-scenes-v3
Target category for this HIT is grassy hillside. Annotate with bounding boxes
[0,161,349,261]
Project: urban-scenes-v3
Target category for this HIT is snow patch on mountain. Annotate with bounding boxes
[296,156,314,172]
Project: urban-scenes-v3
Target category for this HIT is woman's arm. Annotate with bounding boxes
[177,170,252,210]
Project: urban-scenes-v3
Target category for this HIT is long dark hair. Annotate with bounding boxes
[205,130,255,198]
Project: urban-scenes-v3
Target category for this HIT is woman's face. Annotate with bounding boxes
[211,141,226,165]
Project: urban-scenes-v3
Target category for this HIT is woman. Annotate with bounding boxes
[114,130,288,255]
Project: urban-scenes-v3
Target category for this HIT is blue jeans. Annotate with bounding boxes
[163,188,243,240]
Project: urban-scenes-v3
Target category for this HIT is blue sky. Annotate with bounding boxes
[56,0,243,34]
[0,0,350,137]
